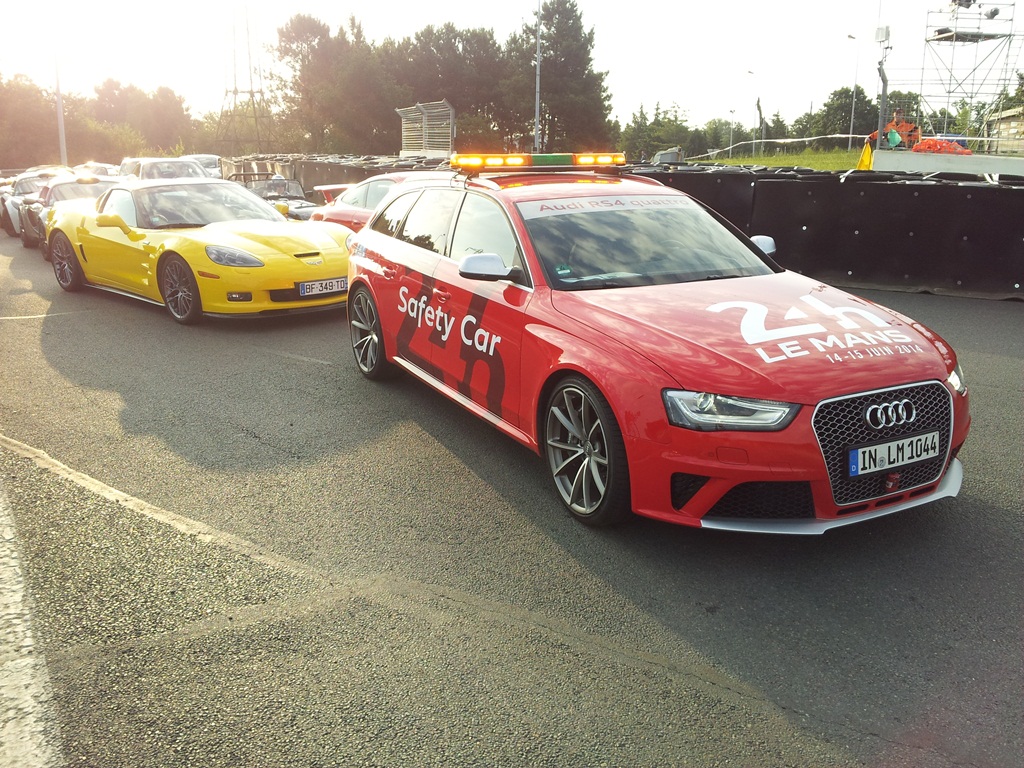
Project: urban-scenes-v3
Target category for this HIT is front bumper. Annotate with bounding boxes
[626,380,970,534]
[699,458,963,534]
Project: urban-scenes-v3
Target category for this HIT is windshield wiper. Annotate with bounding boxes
[563,273,641,290]
[585,277,645,288]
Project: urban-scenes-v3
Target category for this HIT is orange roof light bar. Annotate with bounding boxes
[450,152,626,171]
[574,152,626,166]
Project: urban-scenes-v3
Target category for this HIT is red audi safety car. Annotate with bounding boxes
[345,152,970,534]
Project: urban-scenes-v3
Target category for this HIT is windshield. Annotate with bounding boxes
[134,183,284,228]
[518,193,775,289]
[138,161,208,180]
[51,181,116,203]
[15,177,47,195]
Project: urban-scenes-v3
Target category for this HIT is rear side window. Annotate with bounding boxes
[370,190,419,238]
[339,184,368,207]
[396,188,463,255]
[364,179,396,209]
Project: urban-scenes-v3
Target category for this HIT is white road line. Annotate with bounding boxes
[0,431,326,768]
[0,312,89,321]
[262,350,334,365]
[0,434,317,577]
[0,484,64,768]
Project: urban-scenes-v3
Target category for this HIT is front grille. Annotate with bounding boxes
[705,482,815,519]
[812,382,952,506]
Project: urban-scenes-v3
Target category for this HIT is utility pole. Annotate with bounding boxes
[533,0,542,152]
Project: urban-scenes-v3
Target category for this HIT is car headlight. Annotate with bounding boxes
[205,245,265,267]
[663,390,799,431]
[947,362,967,395]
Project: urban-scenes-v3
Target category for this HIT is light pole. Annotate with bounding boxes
[55,59,67,166]
[847,34,859,150]
[533,0,542,152]
[747,71,757,157]
[729,110,735,158]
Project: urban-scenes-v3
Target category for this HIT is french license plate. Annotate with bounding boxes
[847,431,940,477]
[298,277,348,296]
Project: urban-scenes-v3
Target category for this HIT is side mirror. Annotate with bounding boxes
[96,213,147,241]
[274,202,290,216]
[458,252,523,282]
[750,235,777,258]
[97,212,131,232]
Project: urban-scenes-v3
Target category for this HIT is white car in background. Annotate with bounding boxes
[117,157,209,180]
[1,167,69,237]
[182,154,223,178]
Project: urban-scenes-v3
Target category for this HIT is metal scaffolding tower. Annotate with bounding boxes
[915,1,1022,146]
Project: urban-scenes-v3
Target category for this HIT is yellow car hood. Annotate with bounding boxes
[199,219,350,256]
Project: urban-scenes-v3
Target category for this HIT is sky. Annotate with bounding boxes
[1,1,1020,132]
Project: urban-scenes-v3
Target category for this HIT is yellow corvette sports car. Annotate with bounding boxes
[48,177,351,324]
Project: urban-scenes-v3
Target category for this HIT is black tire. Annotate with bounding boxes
[158,254,203,325]
[348,286,392,379]
[50,231,85,291]
[544,375,632,526]
[1,208,14,237]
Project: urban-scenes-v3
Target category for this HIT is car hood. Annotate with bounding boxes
[549,271,955,404]
[197,219,350,254]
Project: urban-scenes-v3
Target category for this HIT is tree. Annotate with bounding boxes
[492,28,538,150]
[326,21,409,154]
[402,24,503,114]
[142,87,193,152]
[0,75,60,168]
[418,26,505,151]
[529,0,613,151]
[619,105,704,162]
[493,0,613,152]
[273,14,337,151]
[814,86,863,149]
[702,118,731,155]
[619,106,651,161]
[93,80,148,126]
[648,104,691,157]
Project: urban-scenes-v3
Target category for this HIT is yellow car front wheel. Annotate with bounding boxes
[158,254,203,325]
[51,232,85,291]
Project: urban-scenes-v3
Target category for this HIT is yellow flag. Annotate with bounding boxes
[856,142,873,171]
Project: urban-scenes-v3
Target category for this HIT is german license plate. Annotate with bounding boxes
[298,277,348,296]
[847,431,940,477]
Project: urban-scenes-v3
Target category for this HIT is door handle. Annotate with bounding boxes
[433,288,451,303]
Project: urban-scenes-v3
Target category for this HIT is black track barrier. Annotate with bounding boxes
[642,166,757,233]
[637,166,1023,300]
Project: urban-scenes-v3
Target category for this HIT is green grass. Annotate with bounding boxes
[697,148,865,172]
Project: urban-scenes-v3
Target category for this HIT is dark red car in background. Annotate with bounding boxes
[310,171,452,231]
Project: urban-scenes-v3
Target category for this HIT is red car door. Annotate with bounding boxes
[428,191,528,430]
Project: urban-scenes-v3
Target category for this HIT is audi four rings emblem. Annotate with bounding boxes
[865,399,917,429]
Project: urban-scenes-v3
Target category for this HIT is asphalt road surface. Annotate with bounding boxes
[1,239,1021,768]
